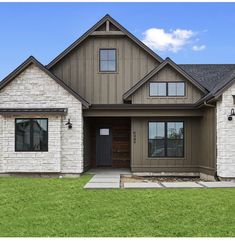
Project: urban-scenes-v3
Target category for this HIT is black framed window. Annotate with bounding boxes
[15,118,48,152]
[99,49,116,72]
[149,82,185,97]
[168,82,185,96]
[148,121,184,157]
[149,83,167,96]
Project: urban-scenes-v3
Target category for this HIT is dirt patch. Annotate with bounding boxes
[120,175,206,188]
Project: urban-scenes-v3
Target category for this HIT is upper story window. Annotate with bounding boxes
[99,49,117,72]
[15,118,48,152]
[149,82,185,97]
[168,82,185,96]
[149,82,166,96]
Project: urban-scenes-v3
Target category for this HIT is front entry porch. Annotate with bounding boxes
[83,117,131,169]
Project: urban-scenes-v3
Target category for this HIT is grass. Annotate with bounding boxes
[0,175,234,237]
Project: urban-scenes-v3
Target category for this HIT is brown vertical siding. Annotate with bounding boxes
[199,107,216,175]
[50,36,159,104]
[131,117,201,173]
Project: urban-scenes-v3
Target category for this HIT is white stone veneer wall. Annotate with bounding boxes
[217,83,235,178]
[0,64,83,174]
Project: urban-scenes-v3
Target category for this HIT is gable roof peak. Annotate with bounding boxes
[104,14,111,18]
[0,56,90,108]
[123,57,208,100]
[47,15,163,68]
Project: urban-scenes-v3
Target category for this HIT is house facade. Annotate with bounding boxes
[0,14,235,179]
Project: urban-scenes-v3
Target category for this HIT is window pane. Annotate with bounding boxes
[100,50,108,61]
[108,50,116,61]
[100,49,116,72]
[167,122,184,139]
[149,122,165,139]
[16,119,31,151]
[168,82,177,96]
[158,83,167,96]
[100,61,108,71]
[168,82,185,96]
[100,128,109,136]
[150,83,166,96]
[167,140,183,157]
[149,139,165,157]
[108,61,116,71]
[32,119,48,151]
[149,83,157,96]
[177,83,185,96]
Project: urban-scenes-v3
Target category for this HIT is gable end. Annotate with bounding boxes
[0,56,90,108]
[47,14,163,69]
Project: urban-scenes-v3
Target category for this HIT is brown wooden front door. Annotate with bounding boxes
[96,127,112,166]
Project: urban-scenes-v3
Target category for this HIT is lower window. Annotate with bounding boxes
[148,121,184,157]
[15,118,48,152]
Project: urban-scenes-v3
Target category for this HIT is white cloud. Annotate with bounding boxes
[192,45,206,51]
[142,28,195,53]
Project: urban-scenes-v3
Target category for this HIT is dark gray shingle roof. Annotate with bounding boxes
[210,68,235,95]
[179,64,235,92]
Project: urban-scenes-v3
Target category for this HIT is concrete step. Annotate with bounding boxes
[84,182,120,189]
[161,182,203,188]
[198,181,235,188]
[89,177,120,183]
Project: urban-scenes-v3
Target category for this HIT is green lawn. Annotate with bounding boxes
[0,175,234,237]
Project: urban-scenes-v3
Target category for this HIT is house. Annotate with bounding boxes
[0,14,235,179]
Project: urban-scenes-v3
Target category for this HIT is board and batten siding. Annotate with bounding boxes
[199,107,216,175]
[50,36,160,104]
[130,65,203,104]
[131,117,201,173]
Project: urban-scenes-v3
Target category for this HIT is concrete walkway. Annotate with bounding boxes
[84,168,130,189]
[84,169,235,189]
[124,181,235,189]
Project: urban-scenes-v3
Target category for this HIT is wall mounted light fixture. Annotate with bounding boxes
[65,119,72,129]
[228,108,235,121]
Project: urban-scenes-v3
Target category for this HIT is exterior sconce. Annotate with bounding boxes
[65,119,72,129]
[228,108,235,121]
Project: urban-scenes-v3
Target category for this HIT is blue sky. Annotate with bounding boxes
[1,2,235,80]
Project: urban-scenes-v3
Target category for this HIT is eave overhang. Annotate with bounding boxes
[0,108,68,115]
[90,104,200,110]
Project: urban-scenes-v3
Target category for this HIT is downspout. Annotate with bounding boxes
[201,99,219,180]
[203,101,220,181]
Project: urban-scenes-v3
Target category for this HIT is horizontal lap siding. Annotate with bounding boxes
[50,36,159,104]
[131,117,201,172]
